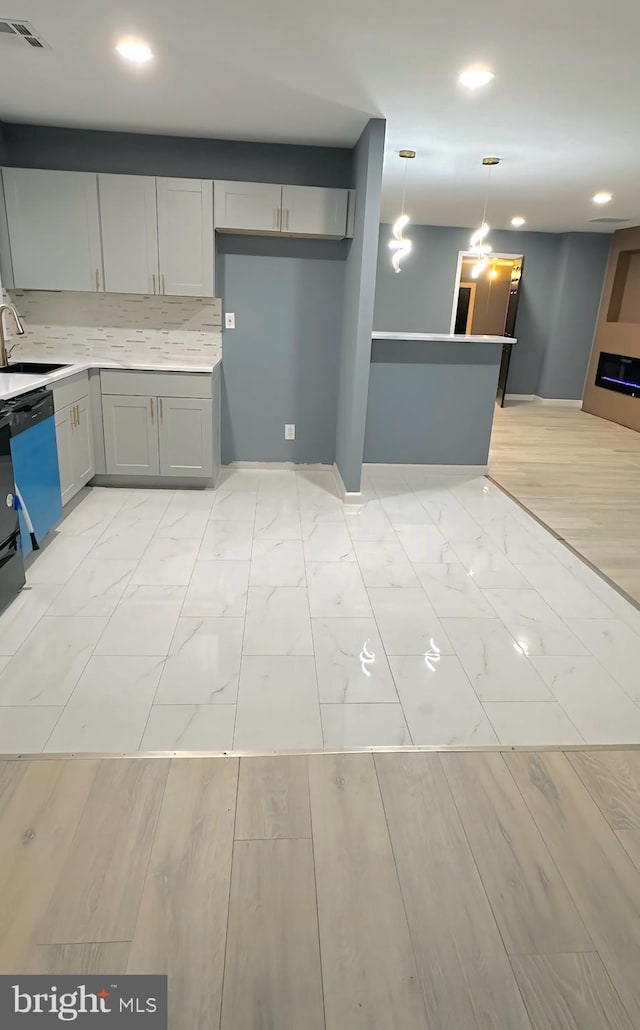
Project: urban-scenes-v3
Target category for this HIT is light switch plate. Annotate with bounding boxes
[225,312,236,329]
[285,424,296,440]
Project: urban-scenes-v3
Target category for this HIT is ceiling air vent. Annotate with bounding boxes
[589,217,632,224]
[0,18,50,48]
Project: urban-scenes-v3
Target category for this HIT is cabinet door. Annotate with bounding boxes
[281,185,349,238]
[54,405,76,506]
[98,174,159,294]
[102,394,160,476]
[158,396,213,478]
[3,168,103,291]
[214,180,282,233]
[156,178,214,296]
[73,397,95,487]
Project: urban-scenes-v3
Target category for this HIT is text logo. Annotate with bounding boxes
[0,976,167,1027]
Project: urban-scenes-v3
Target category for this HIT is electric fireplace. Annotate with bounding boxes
[595,352,640,399]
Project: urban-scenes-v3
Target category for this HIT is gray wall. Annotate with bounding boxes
[538,232,611,399]
[374,223,610,398]
[217,236,345,464]
[1,123,353,188]
[335,118,385,492]
[364,340,502,465]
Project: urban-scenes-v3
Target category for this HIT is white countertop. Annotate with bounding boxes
[0,356,222,401]
[372,331,516,344]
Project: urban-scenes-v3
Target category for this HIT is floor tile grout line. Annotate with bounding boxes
[231,477,258,750]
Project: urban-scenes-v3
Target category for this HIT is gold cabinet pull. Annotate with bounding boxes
[161,274,165,294]
[152,273,156,295]
[70,405,74,429]
[150,397,154,423]
[95,268,100,292]
[159,398,163,423]
[76,404,80,426]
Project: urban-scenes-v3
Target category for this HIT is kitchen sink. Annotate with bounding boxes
[0,361,71,374]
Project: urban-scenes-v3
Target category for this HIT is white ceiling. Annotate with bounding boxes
[1,0,639,233]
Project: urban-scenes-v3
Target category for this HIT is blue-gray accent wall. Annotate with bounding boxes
[217,235,345,464]
[374,224,611,398]
[364,340,502,465]
[1,123,353,188]
[335,118,386,493]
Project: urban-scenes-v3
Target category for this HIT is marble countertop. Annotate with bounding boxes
[0,355,222,401]
[372,331,517,344]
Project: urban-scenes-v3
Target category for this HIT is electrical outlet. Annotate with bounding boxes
[225,312,236,329]
[284,423,296,440]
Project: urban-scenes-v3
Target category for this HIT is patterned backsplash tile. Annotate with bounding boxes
[1,290,222,364]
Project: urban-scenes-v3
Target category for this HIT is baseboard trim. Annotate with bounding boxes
[504,394,582,407]
[225,461,334,471]
[363,462,489,474]
[333,463,363,504]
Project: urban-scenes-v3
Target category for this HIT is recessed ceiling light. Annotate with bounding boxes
[458,67,495,89]
[592,191,612,204]
[116,37,153,64]
[511,216,525,227]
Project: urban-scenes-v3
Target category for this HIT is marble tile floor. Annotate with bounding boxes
[1,466,640,753]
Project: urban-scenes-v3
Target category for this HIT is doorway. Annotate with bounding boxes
[450,251,524,405]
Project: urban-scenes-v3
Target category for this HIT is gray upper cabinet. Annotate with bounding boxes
[214,181,283,233]
[281,185,349,238]
[99,174,159,294]
[214,180,351,238]
[3,168,103,291]
[157,177,214,296]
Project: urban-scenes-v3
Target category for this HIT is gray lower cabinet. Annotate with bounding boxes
[102,394,160,476]
[102,392,213,479]
[53,373,95,505]
[158,396,213,477]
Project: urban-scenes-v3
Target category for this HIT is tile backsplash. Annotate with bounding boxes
[2,290,222,365]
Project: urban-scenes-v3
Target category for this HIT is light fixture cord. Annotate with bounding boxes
[480,164,492,228]
[400,157,408,218]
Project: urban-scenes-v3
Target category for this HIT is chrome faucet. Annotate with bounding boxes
[0,303,25,367]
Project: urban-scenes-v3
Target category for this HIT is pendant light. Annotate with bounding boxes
[389,149,415,274]
[469,157,499,278]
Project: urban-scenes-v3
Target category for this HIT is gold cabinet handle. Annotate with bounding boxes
[95,268,100,292]
[152,273,156,295]
[159,397,163,423]
[161,274,165,294]
[150,397,154,423]
[70,405,75,429]
[76,404,80,426]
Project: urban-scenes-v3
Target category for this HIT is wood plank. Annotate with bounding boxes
[221,839,324,1030]
[27,943,130,975]
[127,757,237,1030]
[41,758,169,944]
[375,752,532,1030]
[441,752,592,954]
[489,403,640,604]
[0,759,27,819]
[568,750,640,872]
[511,953,634,1030]
[505,751,640,1025]
[309,753,427,1030]
[0,759,98,973]
[235,755,311,839]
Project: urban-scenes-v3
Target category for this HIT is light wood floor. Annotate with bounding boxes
[2,749,640,1029]
[490,402,640,604]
